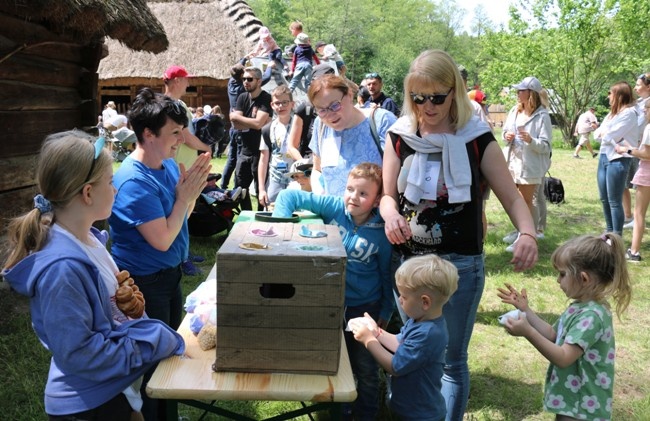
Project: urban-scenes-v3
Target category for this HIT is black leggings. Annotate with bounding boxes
[48,392,131,420]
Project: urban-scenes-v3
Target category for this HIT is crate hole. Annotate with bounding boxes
[259,283,295,299]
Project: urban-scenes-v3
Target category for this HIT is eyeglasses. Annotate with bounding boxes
[83,136,106,184]
[315,94,345,117]
[242,77,257,82]
[639,74,650,85]
[410,88,453,105]
[365,72,380,79]
[272,100,292,107]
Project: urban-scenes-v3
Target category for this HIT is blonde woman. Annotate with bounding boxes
[380,49,538,421]
[502,76,553,250]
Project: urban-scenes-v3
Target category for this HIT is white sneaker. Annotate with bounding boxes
[503,231,518,244]
[536,232,545,240]
[505,241,516,253]
[623,219,634,229]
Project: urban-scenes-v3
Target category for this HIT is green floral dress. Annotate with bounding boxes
[544,301,615,421]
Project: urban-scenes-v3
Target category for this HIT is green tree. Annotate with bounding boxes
[481,0,627,144]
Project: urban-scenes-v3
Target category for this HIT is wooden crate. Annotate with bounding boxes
[215,221,347,374]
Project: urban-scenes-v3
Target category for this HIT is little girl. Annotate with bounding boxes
[497,233,632,421]
[2,131,184,420]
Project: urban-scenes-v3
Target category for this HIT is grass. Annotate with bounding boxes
[2,131,650,420]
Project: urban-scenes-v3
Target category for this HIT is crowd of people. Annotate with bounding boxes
[2,16,644,421]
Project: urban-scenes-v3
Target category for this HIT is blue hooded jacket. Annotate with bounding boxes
[3,228,185,415]
[273,189,394,321]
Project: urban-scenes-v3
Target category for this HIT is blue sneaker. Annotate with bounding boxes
[189,253,205,263]
[181,260,203,276]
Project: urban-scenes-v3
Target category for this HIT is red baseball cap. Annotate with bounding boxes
[163,65,193,81]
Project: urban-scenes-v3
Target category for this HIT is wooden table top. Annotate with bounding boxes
[146,265,357,403]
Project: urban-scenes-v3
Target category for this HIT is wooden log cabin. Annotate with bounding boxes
[0,0,167,256]
[98,0,262,118]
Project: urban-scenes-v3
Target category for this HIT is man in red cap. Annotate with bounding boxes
[163,65,211,171]
[163,65,211,277]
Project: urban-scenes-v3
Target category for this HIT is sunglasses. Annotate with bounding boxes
[410,88,453,105]
[365,72,380,79]
[291,169,312,179]
[315,94,345,117]
[243,77,257,82]
[166,100,186,117]
[83,136,106,184]
[272,100,292,107]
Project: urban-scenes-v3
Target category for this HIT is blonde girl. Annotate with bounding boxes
[497,233,632,420]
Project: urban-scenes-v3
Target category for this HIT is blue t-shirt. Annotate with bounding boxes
[109,157,189,275]
[309,108,396,196]
[391,317,448,421]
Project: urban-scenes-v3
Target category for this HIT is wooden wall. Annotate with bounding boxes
[0,11,102,252]
[98,77,230,119]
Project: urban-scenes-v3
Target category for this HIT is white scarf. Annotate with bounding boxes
[388,116,491,204]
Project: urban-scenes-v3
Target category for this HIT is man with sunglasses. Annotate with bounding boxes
[230,67,273,210]
[365,72,399,116]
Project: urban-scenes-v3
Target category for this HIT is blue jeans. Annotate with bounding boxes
[344,301,382,421]
[289,62,313,92]
[597,154,631,235]
[438,253,485,421]
[220,128,238,189]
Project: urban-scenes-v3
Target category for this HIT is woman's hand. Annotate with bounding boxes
[497,283,529,311]
[383,211,411,245]
[510,234,538,272]
[177,152,211,206]
[518,130,532,143]
[504,131,516,143]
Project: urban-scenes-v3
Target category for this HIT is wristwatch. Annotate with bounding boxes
[627,149,633,155]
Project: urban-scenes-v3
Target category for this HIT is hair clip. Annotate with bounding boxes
[600,234,612,246]
[33,194,52,214]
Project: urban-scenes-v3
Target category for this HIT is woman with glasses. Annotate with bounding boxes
[380,50,538,421]
[308,74,396,196]
[109,87,211,420]
[501,76,553,251]
[2,131,185,420]
[594,81,640,235]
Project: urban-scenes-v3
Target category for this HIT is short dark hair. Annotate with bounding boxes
[231,63,245,79]
[129,87,188,143]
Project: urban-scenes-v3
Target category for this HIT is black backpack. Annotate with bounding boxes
[195,115,225,146]
[544,172,565,204]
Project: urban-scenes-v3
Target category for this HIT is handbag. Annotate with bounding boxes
[544,171,565,204]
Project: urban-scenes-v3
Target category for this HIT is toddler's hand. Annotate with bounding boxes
[496,283,528,311]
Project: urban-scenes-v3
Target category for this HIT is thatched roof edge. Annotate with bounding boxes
[0,0,168,53]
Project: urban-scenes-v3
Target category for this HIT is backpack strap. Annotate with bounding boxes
[368,107,383,158]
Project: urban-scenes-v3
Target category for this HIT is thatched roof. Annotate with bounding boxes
[0,0,168,53]
[98,0,263,81]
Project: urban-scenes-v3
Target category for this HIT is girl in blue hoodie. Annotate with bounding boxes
[2,131,184,420]
[273,162,393,420]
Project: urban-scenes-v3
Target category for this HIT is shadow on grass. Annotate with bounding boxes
[467,372,545,420]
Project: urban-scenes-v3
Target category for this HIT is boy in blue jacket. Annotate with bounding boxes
[273,162,393,420]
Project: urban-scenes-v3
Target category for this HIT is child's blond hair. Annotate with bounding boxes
[395,255,459,304]
[349,162,382,195]
[551,233,632,318]
[289,21,303,32]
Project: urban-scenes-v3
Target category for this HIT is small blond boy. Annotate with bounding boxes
[351,254,458,421]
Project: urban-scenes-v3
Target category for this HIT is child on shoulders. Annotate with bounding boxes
[288,32,320,93]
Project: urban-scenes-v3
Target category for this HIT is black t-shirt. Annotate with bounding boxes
[293,101,314,156]
[390,131,494,256]
[234,90,273,156]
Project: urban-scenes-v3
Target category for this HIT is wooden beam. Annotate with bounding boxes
[0,81,80,111]
[0,155,37,191]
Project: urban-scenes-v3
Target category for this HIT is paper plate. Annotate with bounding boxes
[239,242,270,251]
[250,228,278,237]
[295,245,326,252]
[299,225,327,238]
